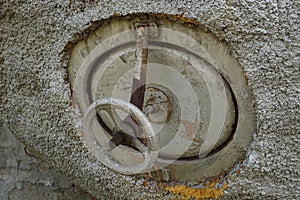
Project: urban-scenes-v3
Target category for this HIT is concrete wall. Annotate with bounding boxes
[0,122,94,200]
[1,0,299,199]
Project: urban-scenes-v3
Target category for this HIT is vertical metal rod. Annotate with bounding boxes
[107,25,152,147]
[130,25,149,110]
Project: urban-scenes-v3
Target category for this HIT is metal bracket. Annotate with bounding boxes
[134,23,159,38]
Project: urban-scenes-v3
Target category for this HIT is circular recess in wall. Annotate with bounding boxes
[68,14,256,181]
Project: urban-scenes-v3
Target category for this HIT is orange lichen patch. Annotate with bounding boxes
[165,180,227,200]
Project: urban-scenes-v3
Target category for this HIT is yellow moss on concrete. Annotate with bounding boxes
[165,180,227,200]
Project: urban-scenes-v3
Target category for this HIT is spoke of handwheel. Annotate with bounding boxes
[109,132,125,147]
[131,137,148,153]
[100,143,115,157]
[99,132,126,158]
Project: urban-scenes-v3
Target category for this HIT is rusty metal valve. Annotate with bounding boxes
[84,97,159,175]
[69,16,256,181]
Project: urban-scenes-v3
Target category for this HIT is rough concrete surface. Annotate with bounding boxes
[0,121,95,200]
[1,0,299,199]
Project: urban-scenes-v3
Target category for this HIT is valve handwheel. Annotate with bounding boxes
[84,98,159,174]
[71,15,256,181]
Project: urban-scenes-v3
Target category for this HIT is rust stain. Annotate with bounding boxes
[79,131,84,138]
[181,69,187,75]
[155,13,200,28]
[172,15,199,25]
[181,120,197,140]
[242,70,249,85]
[142,181,149,187]
[165,179,227,200]
[156,13,168,19]
[113,13,120,17]
[64,41,73,49]
[71,96,77,109]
